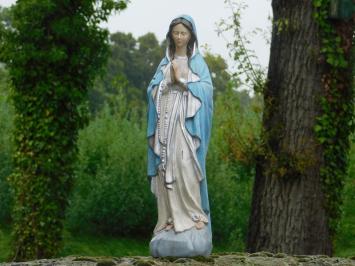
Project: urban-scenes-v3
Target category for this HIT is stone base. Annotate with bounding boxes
[149,226,212,257]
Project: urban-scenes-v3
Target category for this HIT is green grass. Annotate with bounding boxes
[1,216,354,262]
[0,228,150,262]
[0,227,232,262]
[0,225,11,261]
[59,230,150,258]
[334,141,355,257]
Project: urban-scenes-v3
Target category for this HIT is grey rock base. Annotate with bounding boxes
[149,226,212,257]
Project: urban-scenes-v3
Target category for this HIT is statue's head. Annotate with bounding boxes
[166,17,197,59]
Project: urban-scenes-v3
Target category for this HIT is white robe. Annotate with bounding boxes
[150,55,208,234]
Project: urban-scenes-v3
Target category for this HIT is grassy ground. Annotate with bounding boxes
[1,218,354,263]
[59,230,150,258]
[334,141,355,257]
[0,225,11,261]
[0,227,247,262]
[0,228,150,262]
[0,228,239,262]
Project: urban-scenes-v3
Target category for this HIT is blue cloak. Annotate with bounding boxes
[147,15,213,230]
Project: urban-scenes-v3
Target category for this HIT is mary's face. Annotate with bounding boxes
[171,23,191,49]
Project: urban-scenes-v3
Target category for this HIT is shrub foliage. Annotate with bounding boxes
[0,0,126,260]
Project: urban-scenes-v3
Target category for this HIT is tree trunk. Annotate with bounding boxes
[247,0,354,255]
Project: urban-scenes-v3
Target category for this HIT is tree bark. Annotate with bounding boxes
[247,0,354,255]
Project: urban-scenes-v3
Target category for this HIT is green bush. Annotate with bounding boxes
[207,87,261,249]
[0,69,13,224]
[66,105,156,237]
[207,144,253,249]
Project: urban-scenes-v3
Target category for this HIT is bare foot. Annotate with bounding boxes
[195,221,205,230]
[165,224,174,231]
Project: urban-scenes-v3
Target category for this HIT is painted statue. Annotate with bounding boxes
[147,15,213,257]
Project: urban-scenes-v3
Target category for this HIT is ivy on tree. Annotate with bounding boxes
[313,0,355,239]
[0,0,126,261]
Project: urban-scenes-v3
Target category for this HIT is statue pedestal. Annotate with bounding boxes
[149,226,212,257]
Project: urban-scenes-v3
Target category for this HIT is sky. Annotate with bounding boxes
[1,0,272,71]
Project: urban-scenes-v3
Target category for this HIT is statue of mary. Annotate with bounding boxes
[147,15,213,257]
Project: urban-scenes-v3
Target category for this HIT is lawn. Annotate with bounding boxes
[0,227,150,262]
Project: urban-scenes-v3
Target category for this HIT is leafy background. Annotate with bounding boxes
[0,2,354,260]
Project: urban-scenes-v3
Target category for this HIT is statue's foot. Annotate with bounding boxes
[164,224,174,231]
[195,221,205,230]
